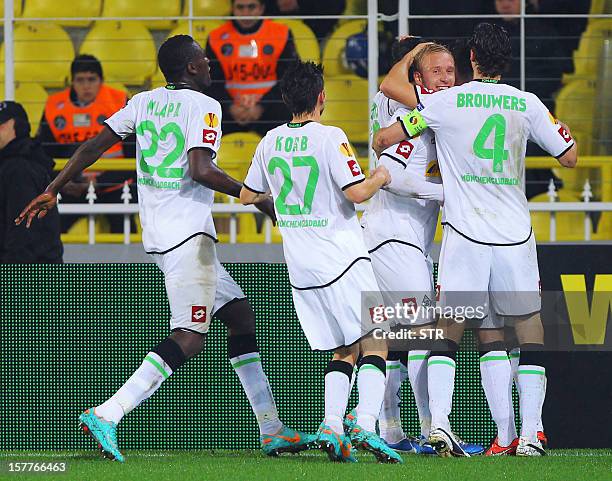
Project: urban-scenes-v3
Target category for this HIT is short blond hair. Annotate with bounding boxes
[413,43,452,73]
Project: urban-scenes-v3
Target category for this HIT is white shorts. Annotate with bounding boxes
[438,226,541,320]
[151,235,245,334]
[370,241,436,326]
[292,258,382,351]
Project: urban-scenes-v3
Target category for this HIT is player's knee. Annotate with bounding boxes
[217,299,256,336]
[167,330,206,361]
[152,335,193,373]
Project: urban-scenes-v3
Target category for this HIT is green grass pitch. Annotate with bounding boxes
[1,450,610,481]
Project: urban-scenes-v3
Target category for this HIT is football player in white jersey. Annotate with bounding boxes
[374,23,577,457]
[240,60,402,464]
[16,35,315,462]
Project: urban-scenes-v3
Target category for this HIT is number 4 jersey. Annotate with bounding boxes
[244,121,370,289]
[401,79,575,245]
[105,86,222,253]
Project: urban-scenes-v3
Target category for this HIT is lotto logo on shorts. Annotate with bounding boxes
[395,140,414,160]
[435,284,441,301]
[369,305,387,323]
[558,126,572,143]
[202,129,218,145]
[347,159,361,177]
[191,306,207,323]
[402,297,418,314]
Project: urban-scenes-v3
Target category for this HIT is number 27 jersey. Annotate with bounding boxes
[244,121,370,289]
[105,86,222,253]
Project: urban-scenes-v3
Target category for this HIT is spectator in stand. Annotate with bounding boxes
[264,0,346,41]
[205,0,298,136]
[37,55,136,233]
[1,101,63,263]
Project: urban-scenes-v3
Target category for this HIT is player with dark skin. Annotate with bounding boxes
[16,40,275,370]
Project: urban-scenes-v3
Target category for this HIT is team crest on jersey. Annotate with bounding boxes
[395,140,414,160]
[558,125,572,143]
[204,112,219,128]
[191,306,207,323]
[202,129,218,144]
[339,142,355,158]
[425,160,441,177]
[347,159,362,177]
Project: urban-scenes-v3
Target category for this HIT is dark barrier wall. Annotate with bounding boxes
[1,244,610,449]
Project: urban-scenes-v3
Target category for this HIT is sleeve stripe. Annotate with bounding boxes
[341,177,365,191]
[554,141,575,159]
[243,182,266,194]
[380,152,407,168]
[103,122,123,140]
[397,116,410,137]
[187,146,217,160]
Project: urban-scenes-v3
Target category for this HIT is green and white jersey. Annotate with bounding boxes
[105,86,222,253]
[364,87,442,256]
[244,121,370,289]
[401,79,574,245]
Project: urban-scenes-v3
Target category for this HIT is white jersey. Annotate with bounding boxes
[244,121,370,289]
[402,80,574,244]
[363,87,441,255]
[105,86,223,253]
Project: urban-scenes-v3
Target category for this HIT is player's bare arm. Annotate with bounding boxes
[379,42,433,109]
[343,165,391,203]
[372,122,409,157]
[239,186,270,205]
[190,148,276,222]
[555,120,578,168]
[15,126,120,228]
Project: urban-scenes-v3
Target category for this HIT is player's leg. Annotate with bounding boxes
[427,226,490,457]
[477,327,518,455]
[80,235,217,462]
[490,234,546,456]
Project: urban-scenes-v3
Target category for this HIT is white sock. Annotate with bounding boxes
[356,360,386,432]
[230,352,282,435]
[95,352,172,424]
[517,364,546,442]
[408,350,431,437]
[479,351,517,446]
[427,355,455,432]
[324,368,352,435]
[379,360,405,443]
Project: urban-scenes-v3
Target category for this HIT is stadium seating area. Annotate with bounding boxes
[0,1,609,243]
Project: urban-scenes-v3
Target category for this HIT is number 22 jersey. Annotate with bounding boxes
[244,121,370,289]
[105,86,223,253]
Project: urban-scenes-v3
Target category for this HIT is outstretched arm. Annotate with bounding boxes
[15,126,120,227]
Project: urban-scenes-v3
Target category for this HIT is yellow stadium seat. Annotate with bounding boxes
[321,75,369,143]
[593,212,612,240]
[0,23,74,88]
[530,191,587,241]
[102,0,181,30]
[589,0,612,14]
[22,0,101,27]
[566,20,612,82]
[182,0,231,16]
[149,21,225,89]
[322,20,366,77]
[217,131,261,180]
[0,0,22,17]
[61,216,111,244]
[276,19,320,63]
[0,81,47,133]
[80,21,157,85]
[344,0,367,14]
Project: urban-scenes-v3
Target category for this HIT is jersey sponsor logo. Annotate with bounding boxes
[416,102,425,111]
[347,159,362,177]
[425,159,441,177]
[202,129,218,144]
[191,306,207,323]
[204,112,219,128]
[339,142,356,158]
[558,125,572,143]
[395,140,414,160]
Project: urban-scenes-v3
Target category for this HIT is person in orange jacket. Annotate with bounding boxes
[36,55,137,233]
[205,0,299,136]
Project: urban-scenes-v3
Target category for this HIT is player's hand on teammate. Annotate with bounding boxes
[255,197,277,225]
[371,165,391,187]
[558,120,572,138]
[14,190,58,228]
